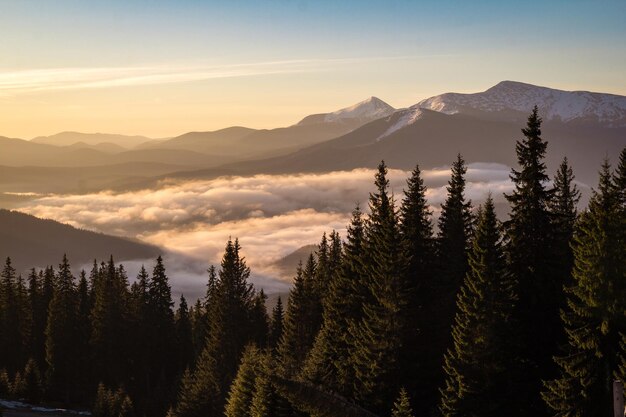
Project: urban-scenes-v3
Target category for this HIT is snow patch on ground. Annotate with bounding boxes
[0,399,91,415]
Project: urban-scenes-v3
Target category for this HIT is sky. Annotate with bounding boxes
[1,0,625,138]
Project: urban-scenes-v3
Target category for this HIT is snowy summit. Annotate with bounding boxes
[323,96,396,122]
[417,81,626,127]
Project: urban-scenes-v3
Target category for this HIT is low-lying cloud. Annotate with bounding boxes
[19,164,515,299]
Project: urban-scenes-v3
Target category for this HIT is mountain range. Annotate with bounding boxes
[1,81,625,195]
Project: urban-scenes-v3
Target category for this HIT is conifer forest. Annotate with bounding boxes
[2,108,626,417]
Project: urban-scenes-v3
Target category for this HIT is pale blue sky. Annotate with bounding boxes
[0,0,624,138]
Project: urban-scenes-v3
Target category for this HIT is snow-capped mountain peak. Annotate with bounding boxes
[324,96,396,122]
[417,81,626,126]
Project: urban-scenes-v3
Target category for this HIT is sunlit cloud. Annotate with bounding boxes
[18,165,514,296]
[0,56,414,96]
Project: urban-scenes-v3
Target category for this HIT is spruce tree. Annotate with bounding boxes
[268,297,284,351]
[398,164,435,412]
[505,106,560,415]
[550,157,581,288]
[172,239,258,416]
[22,358,43,403]
[417,154,473,415]
[0,257,27,373]
[224,345,261,417]
[439,196,516,417]
[177,295,194,372]
[302,206,365,398]
[46,255,79,404]
[542,160,626,417]
[145,256,177,416]
[391,388,414,417]
[90,257,130,389]
[277,257,319,378]
[349,161,409,413]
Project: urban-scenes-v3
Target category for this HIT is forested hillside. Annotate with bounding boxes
[1,109,625,417]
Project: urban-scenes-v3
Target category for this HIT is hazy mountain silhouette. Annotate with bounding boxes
[0,209,161,273]
[32,131,155,148]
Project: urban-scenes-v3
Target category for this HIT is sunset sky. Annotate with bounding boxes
[1,0,625,139]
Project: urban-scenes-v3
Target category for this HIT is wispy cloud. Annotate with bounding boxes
[0,56,412,95]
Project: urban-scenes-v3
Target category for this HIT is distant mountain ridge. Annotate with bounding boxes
[157,81,626,190]
[417,80,626,126]
[32,131,155,148]
[0,209,161,273]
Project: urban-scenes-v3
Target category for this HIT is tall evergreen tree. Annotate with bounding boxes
[349,161,409,413]
[542,160,626,417]
[0,257,27,372]
[145,256,177,417]
[302,207,365,398]
[278,256,319,378]
[177,295,194,372]
[172,239,258,416]
[224,345,261,417]
[550,157,581,288]
[398,164,435,412]
[90,257,130,389]
[505,106,559,416]
[439,196,516,417]
[419,154,473,414]
[46,255,79,403]
[268,297,284,351]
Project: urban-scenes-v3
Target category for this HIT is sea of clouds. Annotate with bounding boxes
[19,164,518,299]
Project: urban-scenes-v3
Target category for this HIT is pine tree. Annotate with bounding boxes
[302,207,365,398]
[550,157,581,288]
[144,256,177,416]
[614,147,626,206]
[278,257,319,378]
[408,155,472,415]
[225,345,261,417]
[249,352,280,417]
[398,164,435,412]
[46,255,79,404]
[505,106,560,416]
[190,298,207,364]
[90,257,131,389]
[249,290,269,348]
[391,388,414,417]
[22,358,43,403]
[439,196,516,417]
[542,160,626,417]
[176,295,194,372]
[349,161,409,413]
[172,239,258,416]
[268,297,284,351]
[0,257,27,373]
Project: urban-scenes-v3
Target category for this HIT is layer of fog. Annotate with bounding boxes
[18,163,574,300]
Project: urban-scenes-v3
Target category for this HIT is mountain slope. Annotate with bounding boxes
[161,107,625,189]
[140,97,396,159]
[297,96,395,125]
[417,80,626,126]
[0,209,161,273]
